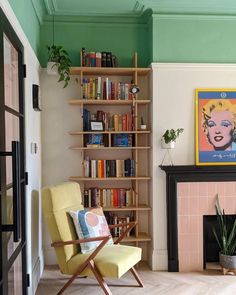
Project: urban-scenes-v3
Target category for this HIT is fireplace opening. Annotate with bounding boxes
[203,214,236,269]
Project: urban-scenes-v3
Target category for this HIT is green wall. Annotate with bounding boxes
[8,0,43,56]
[152,14,236,63]
[8,0,236,67]
[40,21,150,67]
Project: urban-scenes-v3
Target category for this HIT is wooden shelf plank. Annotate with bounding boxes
[69,176,151,181]
[103,205,151,212]
[70,67,150,76]
[69,130,151,135]
[113,232,151,243]
[69,146,151,150]
[68,99,151,105]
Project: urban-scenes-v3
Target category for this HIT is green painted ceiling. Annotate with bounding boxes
[42,0,236,19]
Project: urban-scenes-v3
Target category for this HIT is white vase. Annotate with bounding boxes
[140,124,147,130]
[47,62,58,75]
[161,139,175,149]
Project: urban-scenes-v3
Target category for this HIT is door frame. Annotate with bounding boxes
[0,7,27,295]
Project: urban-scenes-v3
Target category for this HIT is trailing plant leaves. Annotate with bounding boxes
[47,44,71,88]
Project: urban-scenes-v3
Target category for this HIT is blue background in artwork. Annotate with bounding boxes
[198,91,236,99]
[199,151,236,163]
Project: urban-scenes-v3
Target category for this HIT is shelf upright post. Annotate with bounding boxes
[133,62,139,241]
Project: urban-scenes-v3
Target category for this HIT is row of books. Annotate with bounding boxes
[83,188,135,208]
[84,158,135,178]
[104,212,133,237]
[82,77,133,100]
[83,109,134,131]
[81,48,118,67]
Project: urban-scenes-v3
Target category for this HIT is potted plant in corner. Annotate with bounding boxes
[212,196,236,274]
[47,45,72,88]
[161,128,184,149]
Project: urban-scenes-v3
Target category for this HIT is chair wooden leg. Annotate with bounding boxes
[88,260,112,295]
[130,267,144,287]
[57,263,88,295]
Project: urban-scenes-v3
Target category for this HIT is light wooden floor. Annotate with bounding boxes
[36,264,236,295]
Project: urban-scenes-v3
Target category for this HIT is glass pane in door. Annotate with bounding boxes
[8,251,23,295]
[4,34,19,112]
[5,112,19,186]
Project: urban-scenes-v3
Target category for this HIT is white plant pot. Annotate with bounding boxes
[140,124,147,130]
[47,62,58,75]
[161,139,175,149]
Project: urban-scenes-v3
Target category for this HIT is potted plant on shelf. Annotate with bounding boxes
[47,45,72,88]
[161,128,184,149]
[212,196,236,274]
[140,116,147,130]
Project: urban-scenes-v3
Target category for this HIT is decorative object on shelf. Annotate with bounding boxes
[212,195,236,275]
[140,116,147,130]
[46,14,71,87]
[161,128,184,165]
[129,84,140,95]
[32,84,42,111]
[90,121,104,131]
[195,89,236,166]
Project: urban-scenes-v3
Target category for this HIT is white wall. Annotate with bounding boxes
[151,63,236,270]
[0,1,42,294]
[41,72,82,263]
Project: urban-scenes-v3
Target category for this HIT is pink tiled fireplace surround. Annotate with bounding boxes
[178,181,236,272]
[161,165,236,272]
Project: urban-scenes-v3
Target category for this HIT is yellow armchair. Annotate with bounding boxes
[42,182,143,295]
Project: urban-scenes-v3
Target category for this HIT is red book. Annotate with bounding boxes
[127,113,131,131]
[101,160,104,178]
[111,82,115,100]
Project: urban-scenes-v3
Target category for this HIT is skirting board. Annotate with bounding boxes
[151,249,168,271]
[31,257,42,295]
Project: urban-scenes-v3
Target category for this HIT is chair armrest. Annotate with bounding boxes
[109,221,137,229]
[51,235,111,248]
[109,221,137,244]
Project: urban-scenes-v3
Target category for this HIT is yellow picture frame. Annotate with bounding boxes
[195,88,236,165]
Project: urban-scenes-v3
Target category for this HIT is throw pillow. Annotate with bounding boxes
[70,206,113,253]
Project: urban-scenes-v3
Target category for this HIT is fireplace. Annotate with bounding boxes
[160,165,236,272]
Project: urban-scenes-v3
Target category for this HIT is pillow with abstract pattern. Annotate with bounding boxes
[70,206,113,253]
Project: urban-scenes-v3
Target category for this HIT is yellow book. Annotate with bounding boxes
[98,160,102,178]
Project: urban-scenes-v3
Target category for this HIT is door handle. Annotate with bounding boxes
[12,141,21,242]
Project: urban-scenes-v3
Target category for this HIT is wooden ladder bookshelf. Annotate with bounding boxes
[68,53,152,251]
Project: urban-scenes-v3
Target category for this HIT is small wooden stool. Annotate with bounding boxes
[222,267,236,275]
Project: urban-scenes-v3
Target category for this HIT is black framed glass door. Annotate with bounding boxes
[0,8,27,295]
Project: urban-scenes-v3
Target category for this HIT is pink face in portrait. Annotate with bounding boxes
[206,110,234,150]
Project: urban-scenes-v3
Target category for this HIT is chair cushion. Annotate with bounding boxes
[70,206,113,253]
[67,244,142,278]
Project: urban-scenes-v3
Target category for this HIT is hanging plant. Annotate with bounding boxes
[47,45,72,88]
